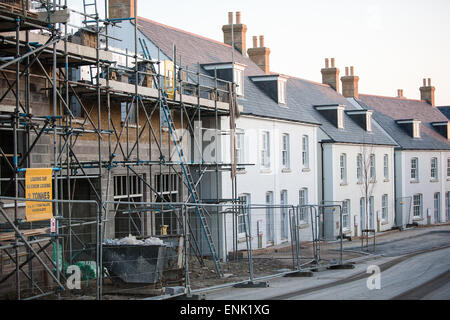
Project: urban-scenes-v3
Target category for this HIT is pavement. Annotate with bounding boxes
[202,225,450,300]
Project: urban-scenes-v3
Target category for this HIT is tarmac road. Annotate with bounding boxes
[287,247,450,300]
[205,226,450,300]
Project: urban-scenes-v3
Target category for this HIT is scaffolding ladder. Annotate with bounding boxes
[139,38,223,277]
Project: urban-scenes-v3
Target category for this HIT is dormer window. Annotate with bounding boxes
[431,122,450,140]
[250,74,288,105]
[314,104,346,129]
[202,62,247,97]
[345,110,373,132]
[396,119,422,139]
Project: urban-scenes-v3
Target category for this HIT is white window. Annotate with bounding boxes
[337,108,344,129]
[384,154,389,180]
[299,188,308,222]
[431,157,438,180]
[413,194,423,218]
[411,158,419,181]
[434,193,441,223]
[236,131,245,164]
[278,80,286,105]
[302,135,309,169]
[340,154,347,184]
[447,158,450,178]
[342,200,350,230]
[261,131,271,169]
[447,192,450,220]
[234,68,244,96]
[266,191,274,243]
[382,194,388,221]
[281,134,290,169]
[280,190,289,239]
[357,153,363,183]
[360,197,366,230]
[370,154,376,181]
[238,194,251,236]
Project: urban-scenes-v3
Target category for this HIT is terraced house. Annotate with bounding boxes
[355,81,450,227]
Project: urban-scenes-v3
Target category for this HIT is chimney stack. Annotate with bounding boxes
[397,89,404,98]
[420,78,436,106]
[321,57,340,92]
[222,12,248,55]
[108,0,136,20]
[341,66,360,99]
[247,35,271,74]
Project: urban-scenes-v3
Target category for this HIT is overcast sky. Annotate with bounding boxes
[71,0,450,105]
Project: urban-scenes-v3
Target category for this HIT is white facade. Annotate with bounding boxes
[321,142,396,238]
[218,115,319,256]
[395,150,450,226]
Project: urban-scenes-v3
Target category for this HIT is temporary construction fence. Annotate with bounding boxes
[0,197,354,300]
[0,196,101,300]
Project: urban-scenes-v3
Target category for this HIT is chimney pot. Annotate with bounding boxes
[341,66,359,98]
[420,78,436,106]
[252,36,258,48]
[259,35,265,47]
[228,12,233,24]
[223,11,247,54]
[397,89,404,98]
[236,12,242,24]
[321,58,340,92]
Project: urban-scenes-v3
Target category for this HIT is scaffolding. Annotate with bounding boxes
[0,0,240,300]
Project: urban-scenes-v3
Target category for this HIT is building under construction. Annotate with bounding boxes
[0,0,244,299]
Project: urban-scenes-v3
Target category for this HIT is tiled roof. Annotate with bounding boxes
[438,106,450,120]
[357,95,450,150]
[286,78,396,146]
[136,18,396,145]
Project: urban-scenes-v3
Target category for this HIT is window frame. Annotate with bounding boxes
[370,154,376,181]
[384,154,389,180]
[411,158,419,181]
[260,131,271,169]
[299,188,309,223]
[431,157,438,180]
[280,190,289,239]
[357,153,363,183]
[236,131,245,164]
[238,194,251,237]
[302,135,310,169]
[382,194,388,221]
[413,194,423,218]
[342,199,351,230]
[340,153,347,184]
[281,133,290,170]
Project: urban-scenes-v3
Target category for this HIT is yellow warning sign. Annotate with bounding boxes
[164,60,175,99]
[25,168,53,222]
